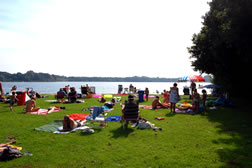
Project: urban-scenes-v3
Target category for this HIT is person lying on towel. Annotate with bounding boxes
[62,115,85,131]
[25,96,40,113]
[152,96,166,110]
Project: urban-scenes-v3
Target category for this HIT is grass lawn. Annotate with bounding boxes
[0,94,252,168]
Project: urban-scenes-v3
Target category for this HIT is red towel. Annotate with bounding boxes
[69,114,89,120]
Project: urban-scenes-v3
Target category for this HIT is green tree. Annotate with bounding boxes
[188,0,252,98]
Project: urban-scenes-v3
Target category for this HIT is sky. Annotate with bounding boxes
[0,0,211,78]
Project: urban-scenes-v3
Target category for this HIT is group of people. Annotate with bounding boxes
[0,82,45,112]
[57,86,77,103]
[150,82,207,113]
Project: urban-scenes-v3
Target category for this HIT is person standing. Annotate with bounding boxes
[10,92,18,111]
[0,81,4,96]
[201,89,207,113]
[144,88,149,102]
[190,81,196,99]
[169,83,179,113]
[192,89,200,113]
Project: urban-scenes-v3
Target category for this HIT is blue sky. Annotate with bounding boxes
[0,0,211,78]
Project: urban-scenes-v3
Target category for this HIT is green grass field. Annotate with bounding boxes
[0,95,251,168]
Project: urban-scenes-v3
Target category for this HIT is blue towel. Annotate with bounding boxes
[106,115,121,122]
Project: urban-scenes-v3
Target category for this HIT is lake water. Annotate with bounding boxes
[1,82,213,95]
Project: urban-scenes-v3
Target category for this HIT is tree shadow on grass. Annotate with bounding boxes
[165,112,176,117]
[110,126,134,139]
[206,106,252,168]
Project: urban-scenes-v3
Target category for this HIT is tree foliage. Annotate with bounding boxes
[188,0,252,98]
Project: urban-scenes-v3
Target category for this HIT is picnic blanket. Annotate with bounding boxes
[28,106,62,115]
[35,120,90,134]
[175,108,194,114]
[35,120,63,132]
[144,95,156,99]
[45,100,61,103]
[69,114,89,120]
[106,115,121,122]
[139,103,169,110]
[63,100,84,103]
[139,105,153,109]
[92,94,102,98]
[104,94,113,98]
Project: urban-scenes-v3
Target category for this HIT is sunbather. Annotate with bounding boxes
[25,96,40,112]
[62,115,85,131]
[152,96,165,109]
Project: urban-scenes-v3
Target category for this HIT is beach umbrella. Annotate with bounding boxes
[189,75,205,82]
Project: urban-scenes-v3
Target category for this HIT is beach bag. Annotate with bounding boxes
[0,146,23,161]
[176,96,181,102]
[138,121,155,129]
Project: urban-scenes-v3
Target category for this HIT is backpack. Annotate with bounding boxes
[0,146,23,161]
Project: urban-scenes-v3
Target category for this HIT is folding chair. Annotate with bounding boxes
[121,100,139,129]
[84,106,107,129]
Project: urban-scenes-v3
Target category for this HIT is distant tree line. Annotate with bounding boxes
[0,71,179,82]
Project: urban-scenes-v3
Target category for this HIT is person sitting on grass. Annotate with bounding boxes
[62,115,85,131]
[152,96,165,110]
[68,87,77,103]
[25,96,40,112]
[98,97,106,103]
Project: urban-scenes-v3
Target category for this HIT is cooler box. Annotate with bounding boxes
[16,91,27,106]
[138,90,145,102]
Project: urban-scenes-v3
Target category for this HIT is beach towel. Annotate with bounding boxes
[106,115,121,122]
[141,106,153,109]
[28,106,61,115]
[45,100,61,103]
[104,94,113,98]
[54,126,90,134]
[144,95,156,99]
[35,120,90,134]
[63,100,84,103]
[139,103,169,110]
[35,120,63,132]
[69,114,89,120]
[92,94,102,98]
[175,108,194,114]
[154,117,165,120]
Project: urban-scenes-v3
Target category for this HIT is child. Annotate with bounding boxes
[10,92,18,111]
[202,89,207,113]
[163,90,170,103]
[192,89,200,113]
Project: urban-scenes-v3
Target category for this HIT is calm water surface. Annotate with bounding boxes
[2,82,212,94]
